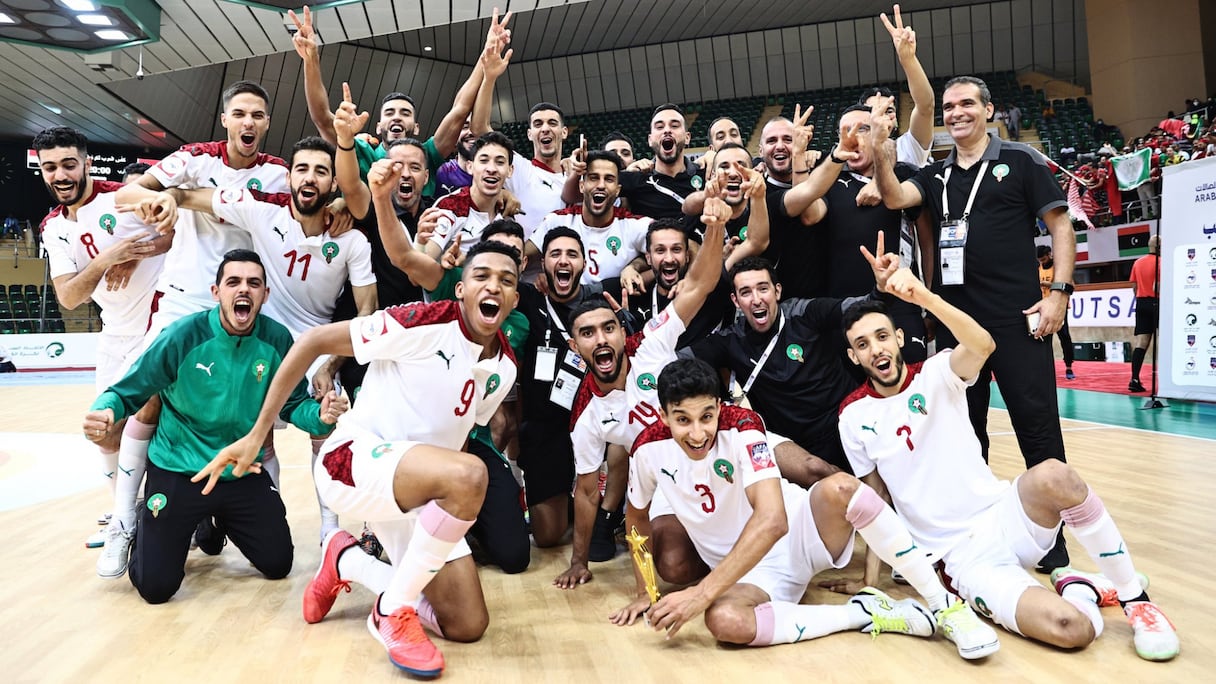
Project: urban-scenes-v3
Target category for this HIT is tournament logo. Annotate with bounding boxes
[359,311,388,343]
[991,164,1010,182]
[219,188,243,204]
[44,341,64,358]
[160,154,186,176]
[147,492,168,518]
[1188,248,1196,260]
[246,178,263,191]
[1211,357,1216,370]
[1187,335,1196,347]
[1210,247,1216,260]
[1211,269,1216,283]
[908,393,928,415]
[1187,357,1197,370]
[606,235,622,256]
[786,344,804,363]
[322,241,340,264]
[713,458,735,483]
[637,373,657,391]
[486,373,501,396]
[1186,313,1198,326]
[1210,336,1216,350]
[646,309,670,331]
[99,213,116,235]
[690,175,704,190]
[1187,271,1197,284]
[252,358,270,383]
[371,442,393,459]
[747,441,775,472]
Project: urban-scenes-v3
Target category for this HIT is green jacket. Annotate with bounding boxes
[355,135,444,198]
[92,308,331,480]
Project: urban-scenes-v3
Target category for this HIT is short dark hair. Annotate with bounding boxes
[481,218,525,244]
[32,127,88,155]
[541,225,585,255]
[657,358,721,409]
[383,138,428,155]
[653,103,683,118]
[381,92,416,109]
[121,162,150,178]
[943,76,992,106]
[529,102,564,125]
[601,131,633,149]
[645,218,688,250]
[222,80,270,109]
[840,104,872,118]
[728,256,778,291]
[465,239,521,272]
[1036,245,1052,258]
[584,149,624,173]
[713,142,750,159]
[857,86,894,105]
[566,298,614,332]
[707,116,738,143]
[291,136,336,168]
[216,249,265,285]
[841,299,895,342]
[472,131,515,159]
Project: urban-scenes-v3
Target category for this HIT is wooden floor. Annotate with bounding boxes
[1,383,1212,682]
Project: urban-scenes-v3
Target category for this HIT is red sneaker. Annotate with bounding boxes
[302,529,357,624]
[368,601,445,678]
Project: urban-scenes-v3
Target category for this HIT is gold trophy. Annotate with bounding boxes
[626,525,661,605]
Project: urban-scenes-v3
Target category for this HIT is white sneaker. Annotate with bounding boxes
[97,524,134,579]
[936,599,1001,660]
[85,528,107,549]
[849,587,935,638]
[1124,601,1180,661]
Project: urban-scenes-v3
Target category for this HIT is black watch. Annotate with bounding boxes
[829,150,846,164]
[1048,281,1074,295]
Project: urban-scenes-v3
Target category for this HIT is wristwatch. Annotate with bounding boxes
[1048,282,1074,295]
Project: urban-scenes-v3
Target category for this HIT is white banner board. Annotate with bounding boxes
[0,333,98,371]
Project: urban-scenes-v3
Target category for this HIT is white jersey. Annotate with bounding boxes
[430,187,501,255]
[570,307,686,475]
[839,351,1010,562]
[529,207,650,285]
[896,131,932,168]
[208,188,375,338]
[41,180,164,336]
[506,152,566,237]
[149,142,288,313]
[332,300,517,450]
[629,405,799,566]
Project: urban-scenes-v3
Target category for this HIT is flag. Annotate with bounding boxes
[1111,148,1151,190]
[1067,179,1095,230]
[1104,160,1123,217]
[1118,224,1151,257]
[1075,231,1089,263]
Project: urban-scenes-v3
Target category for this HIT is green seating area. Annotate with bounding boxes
[0,283,64,334]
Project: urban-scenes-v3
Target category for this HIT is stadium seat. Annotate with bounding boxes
[0,321,14,334]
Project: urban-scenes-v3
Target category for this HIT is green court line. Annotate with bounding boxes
[989,385,1216,441]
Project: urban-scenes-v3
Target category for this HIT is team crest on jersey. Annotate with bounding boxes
[247,178,263,191]
[713,458,735,483]
[99,213,116,235]
[992,164,1010,182]
[371,442,393,459]
[219,188,243,204]
[606,236,622,256]
[359,311,389,343]
[322,241,340,264]
[973,596,993,618]
[786,344,804,363]
[747,441,774,472]
[252,358,270,383]
[160,154,186,176]
[646,309,670,331]
[908,393,928,415]
[147,493,168,518]
[690,176,703,190]
[486,373,501,396]
[637,373,657,391]
[739,226,748,241]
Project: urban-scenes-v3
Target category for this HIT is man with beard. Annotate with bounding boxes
[425,132,515,258]
[288,6,510,199]
[528,151,650,285]
[435,119,477,197]
[682,143,768,245]
[202,241,521,678]
[34,127,168,558]
[106,80,289,576]
[555,201,728,590]
[83,250,346,604]
[838,263,1177,662]
[148,137,377,543]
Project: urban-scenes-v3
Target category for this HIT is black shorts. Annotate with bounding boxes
[516,419,575,506]
[1134,297,1158,336]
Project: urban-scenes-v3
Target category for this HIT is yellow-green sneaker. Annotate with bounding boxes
[849,587,934,639]
[936,599,1000,660]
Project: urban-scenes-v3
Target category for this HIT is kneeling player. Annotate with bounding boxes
[610,358,996,659]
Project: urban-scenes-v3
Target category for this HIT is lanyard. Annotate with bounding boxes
[544,296,571,346]
[941,160,988,222]
[740,313,786,397]
[646,174,689,205]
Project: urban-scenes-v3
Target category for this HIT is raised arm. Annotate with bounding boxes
[366,159,448,291]
[725,166,770,268]
[334,82,372,219]
[783,118,862,221]
[289,7,338,146]
[881,6,934,152]
[868,96,924,210]
[433,11,510,155]
[670,195,728,324]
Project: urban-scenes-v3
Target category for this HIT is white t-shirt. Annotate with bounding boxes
[42,180,164,336]
[331,300,517,450]
[569,306,686,475]
[529,207,650,285]
[209,188,375,338]
[149,142,288,312]
[839,351,1010,562]
[506,153,566,237]
[430,187,501,255]
[629,405,797,566]
[896,130,932,168]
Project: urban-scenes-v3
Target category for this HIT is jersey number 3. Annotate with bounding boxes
[695,484,716,513]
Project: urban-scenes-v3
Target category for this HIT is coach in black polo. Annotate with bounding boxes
[870,76,1076,572]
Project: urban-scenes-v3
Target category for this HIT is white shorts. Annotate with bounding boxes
[738,481,854,603]
[939,476,1059,635]
[314,430,471,565]
[95,332,145,394]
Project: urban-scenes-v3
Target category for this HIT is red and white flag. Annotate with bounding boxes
[1067,179,1095,230]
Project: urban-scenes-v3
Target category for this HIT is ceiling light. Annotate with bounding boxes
[423,46,432,51]
[95,29,132,40]
[0,13,15,24]
[77,14,112,26]
[62,0,99,11]
[39,102,63,115]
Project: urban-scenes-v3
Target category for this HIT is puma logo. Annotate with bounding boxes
[118,465,134,477]
[272,226,287,241]
[660,468,678,483]
[861,423,878,434]
[540,179,555,190]
[895,543,918,558]
[600,414,619,425]
[910,336,926,348]
[1098,543,1126,558]
[794,624,808,642]
[837,178,851,187]
[58,234,70,244]
[196,362,215,376]
[435,350,454,369]
[104,471,115,480]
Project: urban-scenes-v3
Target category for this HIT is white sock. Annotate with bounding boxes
[100,448,118,495]
[337,546,393,594]
[311,439,339,534]
[1060,487,1144,602]
[261,443,281,488]
[846,485,951,613]
[113,418,153,530]
[1061,584,1105,638]
[379,501,474,614]
[749,601,857,645]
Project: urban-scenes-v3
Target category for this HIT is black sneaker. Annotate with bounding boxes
[1128,379,1146,393]
[194,517,227,556]
[588,509,622,562]
[1034,528,1070,574]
